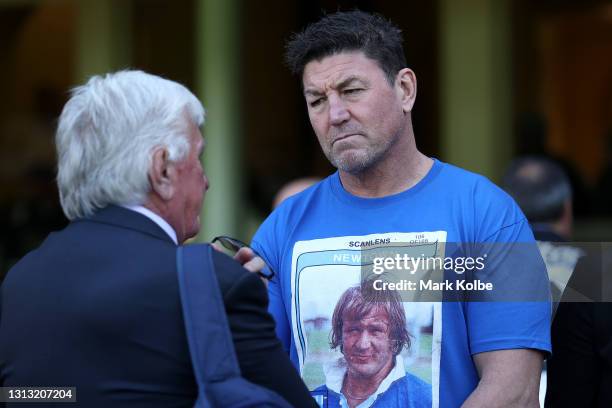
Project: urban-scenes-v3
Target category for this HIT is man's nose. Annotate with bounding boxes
[328,94,350,126]
[354,332,372,350]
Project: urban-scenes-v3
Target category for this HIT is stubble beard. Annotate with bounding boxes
[326,135,397,175]
[329,148,377,174]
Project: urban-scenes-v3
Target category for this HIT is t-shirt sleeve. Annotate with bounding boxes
[467,301,551,355]
[251,214,292,353]
[265,277,291,353]
[466,182,552,355]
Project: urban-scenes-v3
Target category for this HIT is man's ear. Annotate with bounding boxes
[149,147,175,201]
[396,68,417,114]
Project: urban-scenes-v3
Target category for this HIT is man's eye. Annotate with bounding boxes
[309,98,325,107]
[344,88,363,95]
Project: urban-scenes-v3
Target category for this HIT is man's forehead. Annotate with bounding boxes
[302,51,379,90]
[343,308,390,324]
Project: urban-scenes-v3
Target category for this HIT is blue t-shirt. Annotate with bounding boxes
[252,159,551,407]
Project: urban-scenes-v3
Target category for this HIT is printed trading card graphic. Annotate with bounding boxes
[290,232,445,408]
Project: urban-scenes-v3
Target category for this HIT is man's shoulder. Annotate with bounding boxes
[397,372,431,392]
[439,161,508,198]
[384,373,432,407]
[65,215,177,255]
[209,248,264,296]
[436,160,485,182]
[3,217,178,296]
[439,160,523,220]
[364,372,432,408]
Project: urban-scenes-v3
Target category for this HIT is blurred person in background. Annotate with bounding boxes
[502,156,582,307]
[272,177,321,209]
[502,156,573,242]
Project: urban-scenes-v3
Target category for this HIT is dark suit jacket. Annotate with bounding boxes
[0,206,315,407]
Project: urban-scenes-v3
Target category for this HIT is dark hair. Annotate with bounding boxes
[285,10,406,84]
[502,156,572,223]
[330,283,410,356]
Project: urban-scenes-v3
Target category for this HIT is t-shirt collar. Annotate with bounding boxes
[324,354,406,406]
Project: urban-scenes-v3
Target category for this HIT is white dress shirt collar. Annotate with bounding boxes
[121,204,178,245]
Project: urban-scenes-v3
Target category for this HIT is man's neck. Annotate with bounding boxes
[339,148,433,198]
[123,203,178,245]
[546,219,571,241]
[141,196,182,244]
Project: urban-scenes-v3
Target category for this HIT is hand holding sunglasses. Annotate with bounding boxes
[211,236,275,282]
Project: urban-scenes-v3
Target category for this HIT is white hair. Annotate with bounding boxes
[56,70,205,220]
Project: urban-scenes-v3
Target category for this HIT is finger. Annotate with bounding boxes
[242,257,266,274]
[234,247,255,264]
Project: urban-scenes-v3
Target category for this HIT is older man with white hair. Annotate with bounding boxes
[0,70,315,407]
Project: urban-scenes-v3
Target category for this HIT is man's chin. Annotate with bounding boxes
[346,359,378,373]
[347,366,380,379]
[332,153,371,174]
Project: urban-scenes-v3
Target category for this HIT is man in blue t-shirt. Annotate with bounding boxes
[253,10,551,408]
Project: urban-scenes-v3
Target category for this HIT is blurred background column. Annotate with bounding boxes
[75,0,132,81]
[195,0,242,241]
[439,0,512,181]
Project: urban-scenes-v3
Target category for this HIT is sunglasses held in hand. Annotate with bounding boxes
[211,236,275,281]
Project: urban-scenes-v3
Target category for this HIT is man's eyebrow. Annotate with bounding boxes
[336,76,366,89]
[303,76,367,97]
[303,88,323,98]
